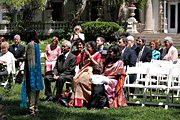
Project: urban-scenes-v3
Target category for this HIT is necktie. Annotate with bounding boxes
[137,50,143,62]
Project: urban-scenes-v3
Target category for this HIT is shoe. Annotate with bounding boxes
[45,96,55,102]
[58,98,68,107]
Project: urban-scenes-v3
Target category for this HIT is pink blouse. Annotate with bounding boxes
[45,44,61,72]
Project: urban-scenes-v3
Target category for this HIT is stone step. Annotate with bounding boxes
[135,33,180,48]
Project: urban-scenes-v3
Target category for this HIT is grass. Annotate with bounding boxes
[1,41,180,119]
[1,84,180,120]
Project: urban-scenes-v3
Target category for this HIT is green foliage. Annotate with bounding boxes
[136,0,147,9]
[58,28,72,41]
[105,0,147,9]
[81,21,124,42]
[0,0,46,10]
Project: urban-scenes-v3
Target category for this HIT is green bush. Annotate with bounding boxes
[58,28,72,40]
[81,21,124,42]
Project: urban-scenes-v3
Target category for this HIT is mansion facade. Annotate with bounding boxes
[0,0,179,34]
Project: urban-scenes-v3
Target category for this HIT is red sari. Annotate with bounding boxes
[104,60,127,108]
[71,52,101,107]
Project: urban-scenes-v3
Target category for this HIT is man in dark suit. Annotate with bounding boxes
[118,36,137,84]
[9,34,25,68]
[96,36,108,52]
[44,40,76,102]
[118,36,137,67]
[53,40,76,99]
[136,36,152,63]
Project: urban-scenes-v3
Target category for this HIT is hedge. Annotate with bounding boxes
[81,21,124,42]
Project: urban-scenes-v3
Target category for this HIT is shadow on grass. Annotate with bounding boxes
[0,98,126,120]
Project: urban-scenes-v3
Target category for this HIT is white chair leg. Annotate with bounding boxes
[165,105,168,109]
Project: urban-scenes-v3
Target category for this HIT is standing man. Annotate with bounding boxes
[118,36,137,84]
[53,40,76,100]
[9,34,25,68]
[118,36,137,67]
[126,35,137,50]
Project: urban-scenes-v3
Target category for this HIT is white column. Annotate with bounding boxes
[0,5,3,22]
[144,0,154,32]
[164,0,168,33]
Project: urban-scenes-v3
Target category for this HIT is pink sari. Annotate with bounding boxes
[71,52,101,107]
[104,60,127,108]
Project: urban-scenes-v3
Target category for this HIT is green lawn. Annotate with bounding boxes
[1,40,180,119]
[1,84,180,120]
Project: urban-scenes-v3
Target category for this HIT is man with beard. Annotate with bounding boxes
[136,36,152,63]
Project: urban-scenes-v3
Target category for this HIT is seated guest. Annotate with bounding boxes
[154,39,163,58]
[88,75,109,109]
[44,35,61,101]
[53,40,76,100]
[136,36,152,63]
[0,36,6,51]
[69,41,102,107]
[162,36,178,62]
[96,36,107,52]
[72,38,86,74]
[103,44,127,108]
[0,42,16,76]
[70,25,85,52]
[70,25,85,42]
[9,34,25,69]
[149,40,161,60]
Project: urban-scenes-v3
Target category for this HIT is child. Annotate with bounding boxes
[88,68,111,109]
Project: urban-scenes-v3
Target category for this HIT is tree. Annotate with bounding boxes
[0,0,46,22]
[72,0,147,26]
[71,0,88,27]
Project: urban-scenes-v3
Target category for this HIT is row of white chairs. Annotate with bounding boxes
[124,61,180,109]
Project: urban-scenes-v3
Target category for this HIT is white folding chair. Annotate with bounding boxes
[144,66,171,109]
[124,66,149,104]
[168,67,180,103]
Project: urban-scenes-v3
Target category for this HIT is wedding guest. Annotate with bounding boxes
[69,41,102,107]
[9,34,25,68]
[136,36,152,63]
[70,25,85,42]
[20,29,44,116]
[44,35,61,101]
[162,36,178,62]
[53,40,76,101]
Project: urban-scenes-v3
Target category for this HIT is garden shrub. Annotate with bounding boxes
[81,21,124,42]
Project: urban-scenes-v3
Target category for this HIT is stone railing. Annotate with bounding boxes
[0,21,71,35]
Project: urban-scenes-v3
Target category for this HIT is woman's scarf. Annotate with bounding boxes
[20,42,44,109]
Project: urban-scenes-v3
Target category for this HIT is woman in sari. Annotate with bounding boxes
[72,38,86,71]
[103,44,127,108]
[69,41,102,107]
[20,30,44,116]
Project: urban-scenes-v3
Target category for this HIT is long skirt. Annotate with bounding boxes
[105,76,127,108]
[72,66,93,107]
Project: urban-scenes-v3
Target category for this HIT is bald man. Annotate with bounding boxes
[9,34,25,68]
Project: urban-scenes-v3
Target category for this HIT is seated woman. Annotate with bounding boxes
[103,44,127,108]
[0,42,16,77]
[72,38,86,71]
[149,40,161,60]
[44,35,61,101]
[69,41,102,107]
